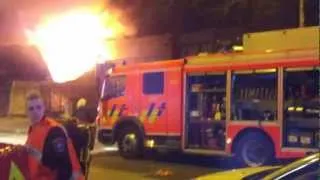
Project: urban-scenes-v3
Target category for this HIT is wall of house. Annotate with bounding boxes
[0,80,11,116]
[8,81,68,116]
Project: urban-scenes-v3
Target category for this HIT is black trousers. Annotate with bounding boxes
[77,124,96,180]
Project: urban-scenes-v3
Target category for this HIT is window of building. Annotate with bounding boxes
[143,72,164,94]
[231,69,277,121]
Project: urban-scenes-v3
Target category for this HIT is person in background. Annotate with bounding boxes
[74,98,98,124]
[70,97,97,180]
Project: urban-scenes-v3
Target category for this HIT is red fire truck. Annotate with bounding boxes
[96,27,319,167]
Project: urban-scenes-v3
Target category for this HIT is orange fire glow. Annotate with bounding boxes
[25,7,125,83]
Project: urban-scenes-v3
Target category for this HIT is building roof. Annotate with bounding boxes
[0,45,50,81]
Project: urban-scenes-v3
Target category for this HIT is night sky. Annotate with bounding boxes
[0,0,318,45]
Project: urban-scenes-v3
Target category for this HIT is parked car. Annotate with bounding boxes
[195,153,319,180]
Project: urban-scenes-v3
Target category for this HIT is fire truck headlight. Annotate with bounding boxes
[97,103,101,112]
[145,139,155,148]
[128,134,135,139]
[226,138,232,144]
[107,68,113,75]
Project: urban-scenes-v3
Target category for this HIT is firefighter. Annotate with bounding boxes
[74,98,91,123]
[70,97,97,180]
[25,92,84,180]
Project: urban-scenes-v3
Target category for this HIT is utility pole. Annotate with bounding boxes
[299,0,305,27]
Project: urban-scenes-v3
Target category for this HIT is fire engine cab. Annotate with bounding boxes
[96,26,319,167]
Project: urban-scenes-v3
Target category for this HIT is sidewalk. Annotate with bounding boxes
[0,116,29,134]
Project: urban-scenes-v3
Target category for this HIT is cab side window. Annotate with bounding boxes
[102,75,126,99]
[231,69,277,121]
[143,72,164,94]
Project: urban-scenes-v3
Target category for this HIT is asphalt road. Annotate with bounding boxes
[89,150,222,180]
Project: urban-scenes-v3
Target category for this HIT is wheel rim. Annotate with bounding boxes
[242,140,268,167]
[121,133,137,154]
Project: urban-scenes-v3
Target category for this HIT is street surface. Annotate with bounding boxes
[0,117,222,179]
[89,151,221,180]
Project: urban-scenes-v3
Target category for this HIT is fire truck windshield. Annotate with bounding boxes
[100,75,126,100]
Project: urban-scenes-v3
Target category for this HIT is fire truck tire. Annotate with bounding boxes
[118,127,144,159]
[234,132,274,167]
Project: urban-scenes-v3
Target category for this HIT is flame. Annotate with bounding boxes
[25,7,125,83]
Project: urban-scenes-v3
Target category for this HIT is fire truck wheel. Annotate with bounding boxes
[118,127,144,159]
[234,132,274,167]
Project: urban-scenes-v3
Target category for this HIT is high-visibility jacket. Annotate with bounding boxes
[25,118,84,180]
[0,143,31,180]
